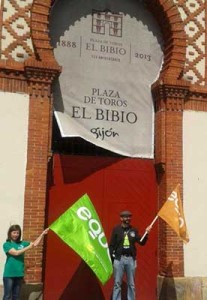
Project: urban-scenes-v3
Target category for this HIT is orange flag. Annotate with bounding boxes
[158,184,189,243]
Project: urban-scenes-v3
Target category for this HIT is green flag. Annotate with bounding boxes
[49,194,113,284]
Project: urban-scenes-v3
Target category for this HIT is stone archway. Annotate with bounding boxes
[31,0,186,80]
[26,0,190,296]
[28,0,188,289]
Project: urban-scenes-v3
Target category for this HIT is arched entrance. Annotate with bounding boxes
[28,0,187,298]
[43,1,162,299]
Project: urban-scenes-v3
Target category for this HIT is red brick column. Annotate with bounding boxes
[22,0,61,283]
[153,80,207,299]
[153,79,190,277]
[23,63,59,283]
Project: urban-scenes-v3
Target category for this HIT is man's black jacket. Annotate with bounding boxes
[109,224,148,261]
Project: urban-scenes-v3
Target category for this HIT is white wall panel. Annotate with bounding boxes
[183,110,207,276]
[0,91,29,281]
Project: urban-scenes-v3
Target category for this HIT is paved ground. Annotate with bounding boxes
[0,285,3,298]
[0,284,43,300]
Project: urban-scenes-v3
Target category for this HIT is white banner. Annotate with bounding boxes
[50,0,163,157]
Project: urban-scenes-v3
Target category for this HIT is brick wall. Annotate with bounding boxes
[23,65,60,282]
[23,95,52,282]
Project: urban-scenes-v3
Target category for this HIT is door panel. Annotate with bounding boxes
[44,154,157,300]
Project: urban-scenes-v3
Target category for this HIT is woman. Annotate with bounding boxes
[2,224,49,300]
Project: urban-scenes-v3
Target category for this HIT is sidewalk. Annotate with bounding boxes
[0,284,43,299]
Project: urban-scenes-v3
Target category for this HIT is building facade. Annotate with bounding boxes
[0,0,207,299]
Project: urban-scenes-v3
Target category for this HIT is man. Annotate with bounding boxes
[109,210,151,300]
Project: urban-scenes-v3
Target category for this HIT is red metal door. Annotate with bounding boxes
[44,154,157,300]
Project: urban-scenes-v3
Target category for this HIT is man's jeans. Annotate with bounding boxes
[3,277,23,300]
[112,256,136,300]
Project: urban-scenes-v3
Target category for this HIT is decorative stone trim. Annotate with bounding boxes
[0,1,205,86]
[175,0,206,85]
[152,79,207,112]
[25,61,60,98]
[0,0,34,61]
[31,1,57,62]
[152,79,189,112]
[145,0,186,80]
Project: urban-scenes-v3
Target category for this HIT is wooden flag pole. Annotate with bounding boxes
[140,215,159,242]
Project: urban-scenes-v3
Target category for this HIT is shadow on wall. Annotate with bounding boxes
[60,155,124,183]
[158,262,177,300]
[60,261,104,300]
[20,283,43,300]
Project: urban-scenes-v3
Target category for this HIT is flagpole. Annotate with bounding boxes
[140,215,159,242]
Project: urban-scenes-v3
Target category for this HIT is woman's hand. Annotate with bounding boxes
[33,228,49,247]
[29,242,34,249]
[42,228,49,235]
